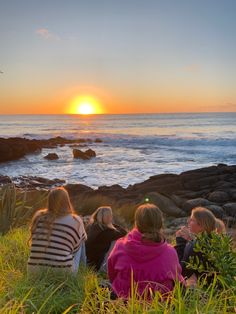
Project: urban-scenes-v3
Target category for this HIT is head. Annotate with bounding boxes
[188,207,216,235]
[91,206,113,227]
[135,203,163,243]
[29,187,74,242]
[215,218,226,234]
[47,187,74,217]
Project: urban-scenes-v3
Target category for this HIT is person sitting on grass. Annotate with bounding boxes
[108,203,184,299]
[175,207,216,285]
[28,187,87,273]
[85,206,127,272]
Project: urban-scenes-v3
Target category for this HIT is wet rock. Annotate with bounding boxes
[85,149,96,158]
[73,148,96,160]
[44,153,59,160]
[73,149,90,160]
[95,138,103,143]
[0,136,102,163]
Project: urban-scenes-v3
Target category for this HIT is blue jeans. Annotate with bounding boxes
[72,241,87,272]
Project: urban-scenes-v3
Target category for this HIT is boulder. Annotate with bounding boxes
[205,205,225,218]
[208,191,230,203]
[44,153,59,160]
[85,149,96,158]
[73,149,90,160]
[95,138,103,143]
[182,198,213,213]
[145,192,185,217]
[223,203,236,217]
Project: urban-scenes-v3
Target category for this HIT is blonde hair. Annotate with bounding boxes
[29,187,75,243]
[90,206,113,229]
[191,207,216,234]
[215,218,226,234]
[135,203,163,243]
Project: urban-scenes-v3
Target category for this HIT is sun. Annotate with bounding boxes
[69,96,102,115]
[77,102,94,115]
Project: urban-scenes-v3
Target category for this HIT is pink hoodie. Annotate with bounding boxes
[108,228,184,298]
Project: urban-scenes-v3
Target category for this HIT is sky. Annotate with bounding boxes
[0,0,236,114]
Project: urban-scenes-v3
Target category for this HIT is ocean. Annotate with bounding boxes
[0,113,235,188]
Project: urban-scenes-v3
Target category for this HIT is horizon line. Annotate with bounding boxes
[0,111,236,116]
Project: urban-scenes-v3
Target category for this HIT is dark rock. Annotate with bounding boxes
[0,137,101,163]
[146,192,185,217]
[65,184,93,195]
[223,203,236,217]
[0,137,41,162]
[95,138,103,143]
[0,175,12,185]
[73,149,90,160]
[85,149,96,158]
[44,153,59,160]
[182,198,213,213]
[205,205,225,218]
[208,191,230,203]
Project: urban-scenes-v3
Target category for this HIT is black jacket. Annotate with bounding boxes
[175,236,205,279]
[85,223,127,271]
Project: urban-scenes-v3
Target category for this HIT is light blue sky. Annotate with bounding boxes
[0,0,236,113]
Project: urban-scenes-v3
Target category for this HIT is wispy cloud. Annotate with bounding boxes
[183,64,200,73]
[36,28,60,41]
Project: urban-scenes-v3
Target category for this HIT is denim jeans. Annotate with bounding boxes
[72,241,87,272]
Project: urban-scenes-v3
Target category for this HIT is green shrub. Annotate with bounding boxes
[187,232,236,289]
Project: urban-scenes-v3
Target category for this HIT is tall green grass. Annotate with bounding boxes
[0,228,235,313]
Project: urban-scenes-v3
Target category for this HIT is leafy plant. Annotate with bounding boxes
[0,184,48,235]
[187,232,236,289]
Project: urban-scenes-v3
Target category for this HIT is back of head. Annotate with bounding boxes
[47,187,74,218]
[192,207,216,234]
[135,203,163,243]
[91,206,113,229]
[29,187,74,242]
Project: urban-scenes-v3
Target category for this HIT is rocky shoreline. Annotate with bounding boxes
[0,136,102,163]
[1,164,236,231]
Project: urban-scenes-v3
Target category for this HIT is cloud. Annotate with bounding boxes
[36,28,60,41]
[183,64,200,73]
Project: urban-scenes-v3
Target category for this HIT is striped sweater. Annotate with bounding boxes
[28,214,87,271]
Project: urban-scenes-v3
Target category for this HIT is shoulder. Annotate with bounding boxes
[165,242,180,259]
[56,214,83,228]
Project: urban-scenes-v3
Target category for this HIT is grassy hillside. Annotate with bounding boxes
[0,228,235,313]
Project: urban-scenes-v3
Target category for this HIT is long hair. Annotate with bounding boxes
[90,206,113,230]
[29,187,75,243]
[191,207,216,234]
[135,203,163,243]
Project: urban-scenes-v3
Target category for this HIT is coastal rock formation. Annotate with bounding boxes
[1,164,236,230]
[0,136,101,163]
[44,153,59,160]
[0,138,41,162]
[73,148,96,160]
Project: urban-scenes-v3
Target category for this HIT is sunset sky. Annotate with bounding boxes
[0,0,236,114]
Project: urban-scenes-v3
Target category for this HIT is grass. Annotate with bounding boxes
[0,228,236,313]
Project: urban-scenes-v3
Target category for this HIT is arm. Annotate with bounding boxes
[174,236,188,262]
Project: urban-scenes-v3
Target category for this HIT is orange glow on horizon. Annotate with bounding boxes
[68,95,103,114]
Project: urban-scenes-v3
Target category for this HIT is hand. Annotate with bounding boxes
[176,226,193,241]
[186,274,197,288]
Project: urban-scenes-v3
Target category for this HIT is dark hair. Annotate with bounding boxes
[135,203,163,243]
